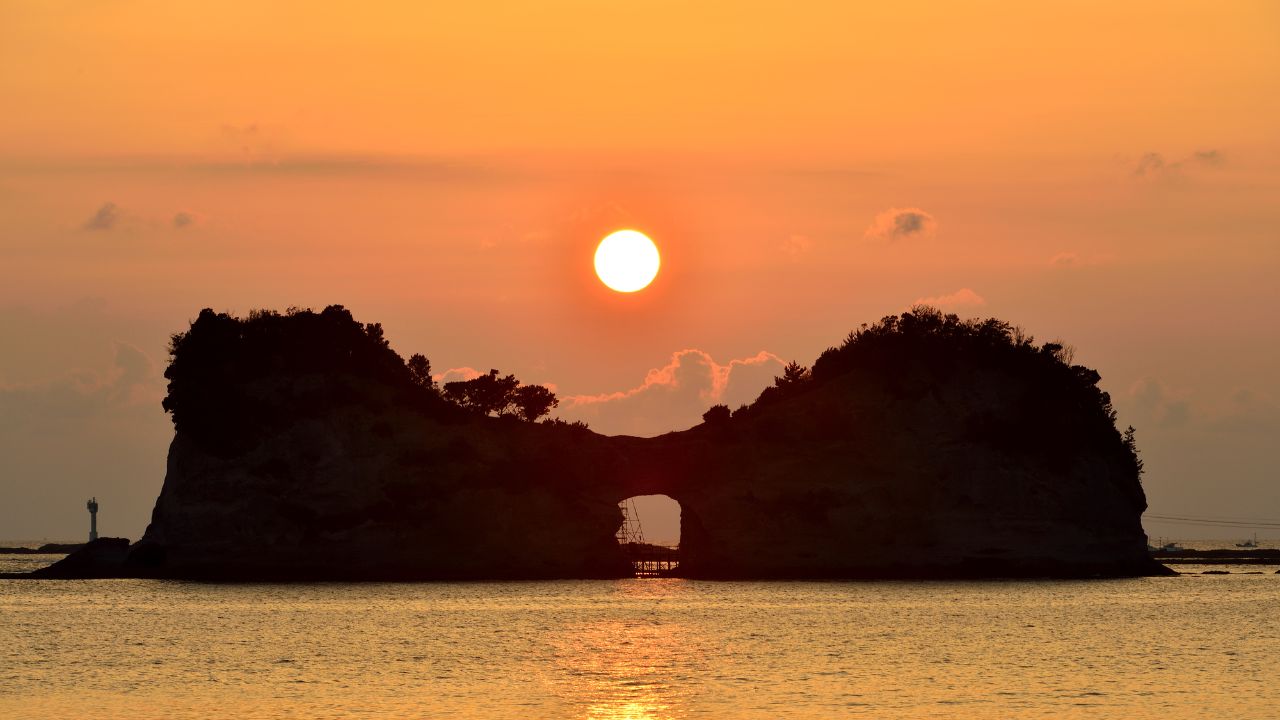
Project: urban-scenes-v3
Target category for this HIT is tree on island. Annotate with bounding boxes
[511,384,559,422]
[442,369,559,422]
[443,370,518,414]
[774,360,809,389]
[1123,425,1144,478]
[406,353,435,391]
[728,304,1145,480]
[702,404,731,425]
[161,305,463,453]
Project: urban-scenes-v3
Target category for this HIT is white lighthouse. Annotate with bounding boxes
[87,497,99,542]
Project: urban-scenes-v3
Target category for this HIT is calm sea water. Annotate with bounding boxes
[2,568,1279,719]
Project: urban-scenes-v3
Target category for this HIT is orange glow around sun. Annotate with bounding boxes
[594,230,661,293]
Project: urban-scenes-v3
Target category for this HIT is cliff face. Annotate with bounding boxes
[131,387,631,579]
[637,368,1154,578]
[112,306,1161,580]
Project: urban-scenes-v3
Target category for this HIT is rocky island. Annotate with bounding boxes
[33,305,1167,580]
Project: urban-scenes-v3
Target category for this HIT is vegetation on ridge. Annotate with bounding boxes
[162,306,558,452]
[739,305,1144,481]
[162,303,1142,485]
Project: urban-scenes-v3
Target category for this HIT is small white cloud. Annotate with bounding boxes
[913,288,986,309]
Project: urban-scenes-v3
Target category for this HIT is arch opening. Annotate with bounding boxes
[616,494,681,578]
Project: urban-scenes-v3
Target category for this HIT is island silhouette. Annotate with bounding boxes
[32,304,1167,580]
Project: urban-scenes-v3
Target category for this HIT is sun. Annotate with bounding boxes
[594,230,660,293]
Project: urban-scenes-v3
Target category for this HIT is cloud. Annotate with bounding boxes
[172,211,195,229]
[1048,251,1114,269]
[0,342,162,432]
[556,349,785,436]
[864,208,937,242]
[433,366,483,384]
[1131,149,1224,178]
[83,202,120,231]
[1206,389,1279,435]
[1192,149,1223,166]
[109,342,156,404]
[1133,153,1166,177]
[1123,381,1277,435]
[1128,378,1190,429]
[220,122,276,163]
[913,287,986,309]
[780,234,812,258]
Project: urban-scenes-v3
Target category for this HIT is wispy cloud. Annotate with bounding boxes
[433,366,484,384]
[1131,149,1224,178]
[0,342,162,431]
[780,234,812,259]
[1049,251,1113,269]
[83,202,120,231]
[1209,389,1279,434]
[1128,377,1191,429]
[913,287,986,309]
[557,349,785,436]
[864,208,936,241]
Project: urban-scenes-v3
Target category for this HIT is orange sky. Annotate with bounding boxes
[1,1,1278,540]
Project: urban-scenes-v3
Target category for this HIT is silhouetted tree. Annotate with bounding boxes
[1043,341,1076,365]
[445,370,514,415]
[406,354,434,391]
[542,417,590,431]
[1123,425,1144,477]
[702,404,731,425]
[364,322,388,347]
[775,360,809,388]
[443,369,557,421]
[512,384,559,422]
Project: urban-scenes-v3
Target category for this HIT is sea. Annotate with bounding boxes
[2,544,1277,719]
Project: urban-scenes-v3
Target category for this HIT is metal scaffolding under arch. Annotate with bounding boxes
[616,497,680,578]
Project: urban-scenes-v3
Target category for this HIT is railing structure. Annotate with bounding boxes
[622,542,681,577]
[616,498,681,577]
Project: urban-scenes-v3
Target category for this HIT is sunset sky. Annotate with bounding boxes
[2,2,1278,541]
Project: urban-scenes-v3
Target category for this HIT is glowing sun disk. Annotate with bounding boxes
[594,230,660,293]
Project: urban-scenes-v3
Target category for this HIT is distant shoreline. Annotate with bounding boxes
[0,543,85,555]
[1149,548,1280,565]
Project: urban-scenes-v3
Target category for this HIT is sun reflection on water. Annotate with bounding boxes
[585,700,671,720]
[552,579,699,720]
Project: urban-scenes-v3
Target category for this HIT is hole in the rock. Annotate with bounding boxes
[616,494,681,578]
